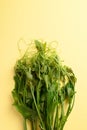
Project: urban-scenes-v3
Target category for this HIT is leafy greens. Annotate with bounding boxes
[12,40,76,130]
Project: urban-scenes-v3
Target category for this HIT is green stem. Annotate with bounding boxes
[24,118,27,130]
[30,85,45,130]
[31,120,37,130]
[60,95,75,130]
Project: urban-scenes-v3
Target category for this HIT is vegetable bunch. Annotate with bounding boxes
[12,40,76,130]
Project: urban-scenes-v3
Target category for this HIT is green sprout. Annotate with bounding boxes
[12,40,76,130]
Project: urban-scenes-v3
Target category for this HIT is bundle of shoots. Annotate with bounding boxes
[12,40,76,130]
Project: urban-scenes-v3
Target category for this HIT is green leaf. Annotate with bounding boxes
[14,103,37,120]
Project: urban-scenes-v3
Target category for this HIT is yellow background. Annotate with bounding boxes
[0,0,87,130]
